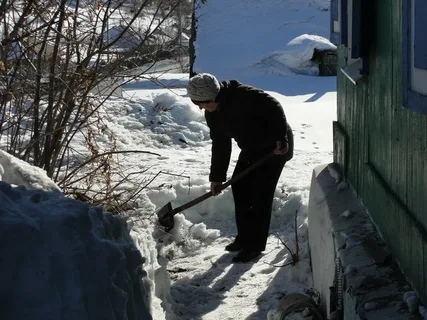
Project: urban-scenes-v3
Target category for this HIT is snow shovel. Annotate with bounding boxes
[157,151,275,230]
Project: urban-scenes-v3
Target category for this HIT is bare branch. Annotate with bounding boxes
[1,0,192,213]
[59,150,161,186]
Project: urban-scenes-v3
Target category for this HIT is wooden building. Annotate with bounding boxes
[331,0,427,304]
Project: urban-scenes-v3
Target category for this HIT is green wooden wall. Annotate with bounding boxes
[335,0,427,304]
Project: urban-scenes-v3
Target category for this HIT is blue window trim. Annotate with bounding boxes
[330,0,348,46]
[414,0,427,69]
[402,0,427,113]
[350,0,362,59]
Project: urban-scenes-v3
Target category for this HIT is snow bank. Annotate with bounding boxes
[0,150,60,191]
[101,92,209,150]
[255,34,337,76]
[145,179,236,224]
[130,217,170,320]
[0,182,153,320]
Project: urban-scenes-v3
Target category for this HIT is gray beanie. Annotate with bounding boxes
[186,73,220,102]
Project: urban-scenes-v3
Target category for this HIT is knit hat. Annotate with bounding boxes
[186,73,220,102]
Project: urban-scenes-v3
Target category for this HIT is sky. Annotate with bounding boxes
[0,0,347,319]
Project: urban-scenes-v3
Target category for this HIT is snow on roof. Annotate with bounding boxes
[255,34,337,76]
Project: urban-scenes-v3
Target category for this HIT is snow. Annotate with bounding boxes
[12,0,427,319]
[407,295,420,314]
[0,163,4,181]
[0,150,60,192]
[255,34,337,76]
[341,210,352,219]
[1,0,426,316]
[0,181,152,320]
[192,0,335,94]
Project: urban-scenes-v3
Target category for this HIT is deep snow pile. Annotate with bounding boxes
[0,156,153,320]
[102,91,209,150]
[0,147,229,320]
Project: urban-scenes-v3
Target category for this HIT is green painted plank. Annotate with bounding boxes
[423,242,427,302]
[412,225,426,301]
[365,164,427,304]
[423,133,427,229]
[370,0,393,183]
[391,0,408,208]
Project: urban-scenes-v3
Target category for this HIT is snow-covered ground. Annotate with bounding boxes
[0,0,342,319]
[151,2,335,318]
[0,76,335,319]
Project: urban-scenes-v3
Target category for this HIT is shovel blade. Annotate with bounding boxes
[157,202,174,230]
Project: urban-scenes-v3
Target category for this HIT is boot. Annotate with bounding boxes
[225,241,243,252]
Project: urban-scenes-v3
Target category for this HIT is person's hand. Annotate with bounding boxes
[273,140,289,155]
[210,182,223,196]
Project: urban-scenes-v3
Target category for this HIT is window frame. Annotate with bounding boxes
[402,0,427,113]
[339,0,368,85]
[330,0,340,45]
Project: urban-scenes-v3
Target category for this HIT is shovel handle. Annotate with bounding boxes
[168,151,276,216]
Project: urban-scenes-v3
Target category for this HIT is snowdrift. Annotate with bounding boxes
[0,181,153,320]
[255,34,337,76]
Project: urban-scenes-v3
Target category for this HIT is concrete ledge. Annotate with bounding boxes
[307,164,421,319]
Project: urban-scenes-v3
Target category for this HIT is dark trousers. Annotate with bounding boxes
[231,152,286,251]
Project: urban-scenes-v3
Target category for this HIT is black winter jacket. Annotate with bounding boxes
[205,80,294,182]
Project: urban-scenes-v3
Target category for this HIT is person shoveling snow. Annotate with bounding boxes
[185,73,294,263]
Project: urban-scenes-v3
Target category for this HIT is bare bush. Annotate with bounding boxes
[270,211,300,267]
[0,0,192,210]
